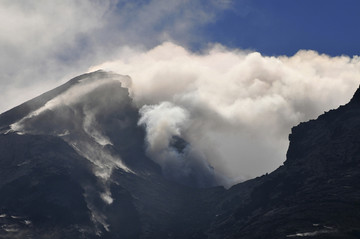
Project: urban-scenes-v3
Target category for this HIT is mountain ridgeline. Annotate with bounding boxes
[0,71,359,238]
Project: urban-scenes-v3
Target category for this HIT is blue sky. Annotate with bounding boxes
[199,0,360,56]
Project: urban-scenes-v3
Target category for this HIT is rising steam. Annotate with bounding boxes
[91,42,360,185]
[138,102,222,187]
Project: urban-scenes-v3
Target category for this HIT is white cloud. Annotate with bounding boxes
[91,42,360,184]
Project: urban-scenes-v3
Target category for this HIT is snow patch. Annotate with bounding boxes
[2,224,19,233]
[287,229,337,237]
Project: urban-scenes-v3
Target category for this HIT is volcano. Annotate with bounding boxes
[0,71,359,238]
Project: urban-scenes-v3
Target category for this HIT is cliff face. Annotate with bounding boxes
[207,87,360,238]
[0,71,360,238]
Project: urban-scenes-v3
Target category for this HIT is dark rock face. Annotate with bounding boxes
[0,71,220,238]
[206,88,360,239]
[0,71,359,238]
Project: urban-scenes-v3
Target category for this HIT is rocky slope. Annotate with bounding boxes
[0,71,359,238]
[207,86,360,238]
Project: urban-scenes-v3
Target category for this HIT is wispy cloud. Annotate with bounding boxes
[0,0,230,113]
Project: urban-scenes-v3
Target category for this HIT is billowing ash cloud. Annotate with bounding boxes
[91,42,360,185]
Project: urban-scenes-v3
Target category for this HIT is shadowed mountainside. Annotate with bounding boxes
[0,71,359,238]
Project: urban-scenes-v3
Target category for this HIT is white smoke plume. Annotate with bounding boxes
[91,42,360,185]
[138,102,222,187]
[138,102,189,154]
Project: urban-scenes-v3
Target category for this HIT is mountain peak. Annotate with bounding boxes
[0,71,129,132]
[1,72,360,238]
